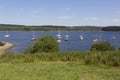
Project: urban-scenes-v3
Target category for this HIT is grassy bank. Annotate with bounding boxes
[1,51,120,66]
[0,62,120,80]
[0,51,120,79]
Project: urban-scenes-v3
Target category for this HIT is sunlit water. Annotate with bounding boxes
[0,31,120,53]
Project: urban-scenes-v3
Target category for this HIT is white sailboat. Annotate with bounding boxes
[31,31,36,41]
[64,31,69,41]
[79,31,84,40]
[93,35,99,42]
[93,32,100,42]
[93,39,98,42]
[112,36,116,39]
[79,35,83,40]
[57,39,61,43]
[4,31,10,38]
[57,30,62,39]
[57,30,62,43]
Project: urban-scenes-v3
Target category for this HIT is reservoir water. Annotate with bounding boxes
[0,31,120,53]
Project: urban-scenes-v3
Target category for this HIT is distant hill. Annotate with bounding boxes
[70,26,102,31]
[101,26,120,31]
[0,24,103,31]
[0,24,26,27]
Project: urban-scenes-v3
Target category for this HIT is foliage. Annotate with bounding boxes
[25,35,59,54]
[90,42,114,51]
[0,41,5,46]
[102,26,120,31]
[0,24,102,31]
[1,51,120,66]
[83,51,120,66]
[118,46,120,51]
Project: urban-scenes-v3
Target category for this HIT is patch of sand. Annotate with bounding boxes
[0,41,14,54]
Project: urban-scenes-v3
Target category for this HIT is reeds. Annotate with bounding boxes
[0,51,120,66]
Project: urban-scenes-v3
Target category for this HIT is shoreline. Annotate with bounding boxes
[0,41,14,55]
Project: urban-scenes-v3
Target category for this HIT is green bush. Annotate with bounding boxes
[90,42,114,51]
[0,41,5,46]
[83,51,120,66]
[119,46,120,51]
[25,35,59,54]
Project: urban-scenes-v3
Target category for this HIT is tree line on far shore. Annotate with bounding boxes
[0,24,120,31]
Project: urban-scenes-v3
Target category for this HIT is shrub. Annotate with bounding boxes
[0,41,5,46]
[83,51,120,66]
[25,35,59,54]
[90,42,114,51]
[119,46,120,51]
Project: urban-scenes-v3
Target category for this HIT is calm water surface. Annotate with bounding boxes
[0,31,120,53]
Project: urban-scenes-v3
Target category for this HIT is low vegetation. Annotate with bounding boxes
[90,42,115,51]
[0,51,120,66]
[25,35,59,54]
[118,46,120,51]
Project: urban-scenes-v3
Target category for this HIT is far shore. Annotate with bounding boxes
[0,41,14,55]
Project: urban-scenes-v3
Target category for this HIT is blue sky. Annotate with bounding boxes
[0,0,120,26]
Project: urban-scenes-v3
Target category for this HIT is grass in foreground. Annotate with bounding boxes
[0,62,120,80]
[0,51,120,80]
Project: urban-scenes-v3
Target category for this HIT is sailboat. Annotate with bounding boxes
[93,30,103,42]
[56,30,62,43]
[112,36,116,39]
[93,34,99,42]
[79,31,84,40]
[93,39,98,42]
[57,39,61,43]
[64,31,69,41]
[31,31,36,41]
[4,31,10,38]
[57,30,62,39]
[79,35,83,40]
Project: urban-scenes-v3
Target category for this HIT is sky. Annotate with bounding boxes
[0,0,120,26]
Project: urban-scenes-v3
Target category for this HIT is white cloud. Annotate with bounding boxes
[84,17,99,21]
[57,16,71,20]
